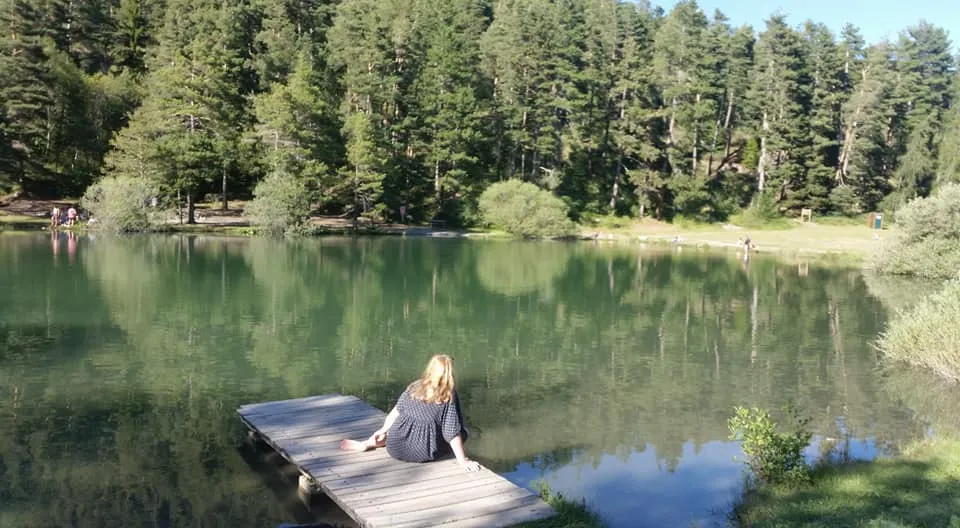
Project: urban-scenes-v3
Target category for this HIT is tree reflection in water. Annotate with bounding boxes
[0,235,946,527]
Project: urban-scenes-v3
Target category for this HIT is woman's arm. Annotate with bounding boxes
[449,434,481,472]
[375,406,400,438]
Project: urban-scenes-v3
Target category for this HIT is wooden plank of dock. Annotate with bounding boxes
[238,393,555,528]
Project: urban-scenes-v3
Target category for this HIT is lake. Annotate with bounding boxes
[0,232,940,527]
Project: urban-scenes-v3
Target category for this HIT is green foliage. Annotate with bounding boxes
[872,183,960,279]
[251,50,338,186]
[829,184,862,216]
[877,280,960,382]
[2,0,958,231]
[728,192,788,228]
[80,175,160,232]
[243,170,312,236]
[741,138,760,171]
[478,180,576,238]
[515,481,604,528]
[728,406,813,486]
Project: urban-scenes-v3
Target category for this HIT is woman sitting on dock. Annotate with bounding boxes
[340,354,481,472]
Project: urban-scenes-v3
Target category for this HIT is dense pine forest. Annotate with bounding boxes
[0,0,956,225]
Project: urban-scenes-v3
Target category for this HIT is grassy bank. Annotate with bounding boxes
[734,438,960,527]
[878,281,960,383]
[0,210,47,229]
[514,484,604,528]
[582,217,886,259]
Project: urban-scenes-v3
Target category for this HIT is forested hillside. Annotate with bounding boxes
[0,0,956,225]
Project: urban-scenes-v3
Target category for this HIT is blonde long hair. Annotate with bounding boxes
[409,354,455,404]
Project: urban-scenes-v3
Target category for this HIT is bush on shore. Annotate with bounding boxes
[81,175,160,233]
[244,170,312,236]
[877,280,960,383]
[478,180,576,239]
[728,406,813,487]
[871,184,960,279]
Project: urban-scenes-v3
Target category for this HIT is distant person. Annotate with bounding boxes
[50,205,61,229]
[66,206,77,227]
[743,235,751,253]
[339,354,481,472]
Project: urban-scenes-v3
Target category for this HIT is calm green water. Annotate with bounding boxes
[0,232,941,527]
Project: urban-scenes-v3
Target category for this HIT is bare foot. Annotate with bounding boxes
[339,439,371,452]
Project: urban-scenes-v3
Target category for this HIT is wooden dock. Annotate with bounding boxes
[238,393,555,528]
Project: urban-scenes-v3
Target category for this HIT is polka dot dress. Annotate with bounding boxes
[386,385,467,463]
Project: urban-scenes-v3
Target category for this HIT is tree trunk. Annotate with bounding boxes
[722,91,735,163]
[186,192,196,224]
[221,166,228,211]
[667,97,677,146]
[836,70,869,184]
[434,159,441,207]
[750,285,759,362]
[836,116,859,185]
[520,148,525,181]
[707,119,720,178]
[758,111,769,193]
[692,93,701,174]
[609,151,622,210]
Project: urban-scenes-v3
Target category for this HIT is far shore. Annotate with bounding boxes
[1,198,890,259]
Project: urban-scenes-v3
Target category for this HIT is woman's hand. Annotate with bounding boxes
[458,458,481,472]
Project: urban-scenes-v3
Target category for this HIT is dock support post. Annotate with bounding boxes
[297,474,319,509]
[299,474,317,495]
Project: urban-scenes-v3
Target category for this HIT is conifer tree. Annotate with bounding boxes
[410,0,490,221]
[747,16,812,206]
[0,0,55,189]
[106,0,255,221]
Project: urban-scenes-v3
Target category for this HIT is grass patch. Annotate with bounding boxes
[812,214,873,227]
[877,280,960,383]
[0,211,47,225]
[0,211,48,231]
[734,438,960,528]
[513,482,604,528]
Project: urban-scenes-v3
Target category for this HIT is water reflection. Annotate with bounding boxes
[0,234,948,527]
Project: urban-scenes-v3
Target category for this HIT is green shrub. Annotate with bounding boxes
[525,481,603,528]
[728,406,813,487]
[81,175,160,233]
[829,185,862,216]
[872,184,960,279]
[877,280,960,382]
[728,191,790,229]
[478,180,576,238]
[244,170,312,236]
